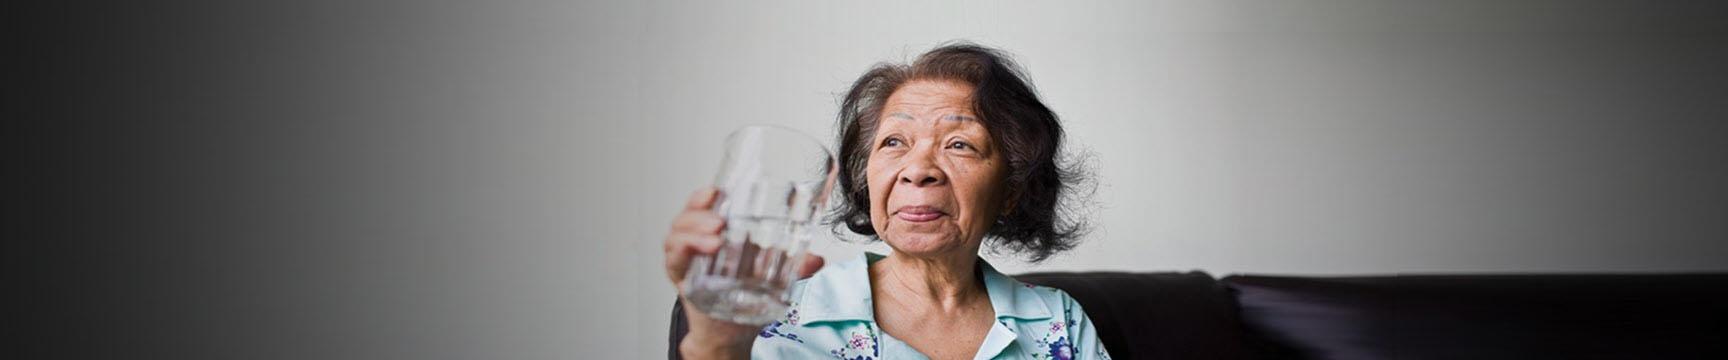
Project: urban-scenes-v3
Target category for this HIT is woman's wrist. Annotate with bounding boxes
[679,332,754,360]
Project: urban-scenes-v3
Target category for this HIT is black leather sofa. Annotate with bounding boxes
[671,272,1728,359]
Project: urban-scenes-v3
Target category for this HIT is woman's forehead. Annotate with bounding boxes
[883,80,975,116]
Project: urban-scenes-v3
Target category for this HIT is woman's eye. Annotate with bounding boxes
[948,141,972,150]
[882,138,904,147]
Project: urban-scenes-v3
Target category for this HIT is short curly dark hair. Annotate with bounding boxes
[832,42,1086,262]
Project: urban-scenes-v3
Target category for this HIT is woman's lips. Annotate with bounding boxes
[895,206,946,222]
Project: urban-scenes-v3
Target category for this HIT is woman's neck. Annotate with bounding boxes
[870,251,987,312]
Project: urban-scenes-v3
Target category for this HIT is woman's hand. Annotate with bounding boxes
[664,187,825,360]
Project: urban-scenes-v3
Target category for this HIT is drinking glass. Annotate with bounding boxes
[681,125,837,324]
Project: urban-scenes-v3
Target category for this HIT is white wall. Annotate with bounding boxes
[450,1,1726,357]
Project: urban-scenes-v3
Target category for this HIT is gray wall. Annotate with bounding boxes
[29,1,1725,358]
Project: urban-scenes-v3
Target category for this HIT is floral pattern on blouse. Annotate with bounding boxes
[826,327,880,360]
[1029,287,1081,360]
[758,306,804,343]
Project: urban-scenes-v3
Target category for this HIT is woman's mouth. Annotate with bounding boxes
[895,206,946,222]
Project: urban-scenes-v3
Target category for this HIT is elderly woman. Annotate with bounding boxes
[664,43,1107,360]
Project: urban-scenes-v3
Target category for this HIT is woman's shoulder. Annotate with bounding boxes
[756,253,882,359]
[1019,281,1101,331]
[1014,280,1072,299]
[992,273,1113,359]
[786,252,872,302]
[979,262,1095,324]
[1006,278,1080,306]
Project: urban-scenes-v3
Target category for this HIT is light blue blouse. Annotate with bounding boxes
[751,252,1112,360]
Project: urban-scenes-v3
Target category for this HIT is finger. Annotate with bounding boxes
[671,210,725,235]
[665,232,723,271]
[665,233,725,284]
[795,254,825,279]
[685,233,725,253]
[684,186,720,211]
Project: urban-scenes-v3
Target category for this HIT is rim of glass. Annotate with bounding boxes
[723,124,836,161]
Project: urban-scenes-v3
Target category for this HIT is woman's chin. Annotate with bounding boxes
[883,231,968,258]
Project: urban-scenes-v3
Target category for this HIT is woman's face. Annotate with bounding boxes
[866,80,1010,258]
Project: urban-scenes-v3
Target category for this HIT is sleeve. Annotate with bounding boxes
[1063,293,1113,360]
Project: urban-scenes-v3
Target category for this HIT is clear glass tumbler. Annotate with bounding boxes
[681,125,837,324]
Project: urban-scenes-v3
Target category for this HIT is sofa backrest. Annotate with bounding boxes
[1224,274,1728,360]
[1018,271,1265,360]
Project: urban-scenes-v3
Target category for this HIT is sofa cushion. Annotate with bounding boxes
[1224,274,1728,360]
[1018,271,1263,360]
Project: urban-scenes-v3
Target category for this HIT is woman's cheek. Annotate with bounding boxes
[866,160,895,224]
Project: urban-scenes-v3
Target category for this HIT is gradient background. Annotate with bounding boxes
[18,1,1726,358]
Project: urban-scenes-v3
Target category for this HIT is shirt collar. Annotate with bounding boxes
[794,252,1053,326]
[980,258,1054,321]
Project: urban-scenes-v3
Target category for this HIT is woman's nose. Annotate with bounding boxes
[898,157,947,187]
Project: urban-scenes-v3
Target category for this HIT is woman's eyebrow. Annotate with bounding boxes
[887,112,976,122]
[940,114,977,122]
